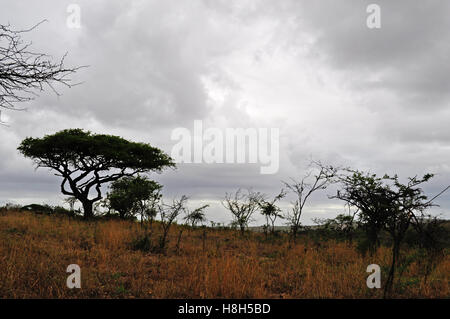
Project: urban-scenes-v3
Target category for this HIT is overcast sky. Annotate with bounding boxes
[1,0,450,225]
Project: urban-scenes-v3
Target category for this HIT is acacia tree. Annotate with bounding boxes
[332,169,447,298]
[0,22,81,113]
[332,171,391,254]
[283,161,337,241]
[222,189,263,235]
[184,204,209,227]
[258,190,286,235]
[18,129,175,219]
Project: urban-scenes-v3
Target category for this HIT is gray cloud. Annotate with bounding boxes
[296,0,450,110]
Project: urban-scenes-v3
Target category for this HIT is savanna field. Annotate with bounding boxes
[0,210,448,299]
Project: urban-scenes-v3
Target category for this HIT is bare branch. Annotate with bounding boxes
[0,22,84,110]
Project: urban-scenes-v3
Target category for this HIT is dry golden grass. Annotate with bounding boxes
[0,210,448,298]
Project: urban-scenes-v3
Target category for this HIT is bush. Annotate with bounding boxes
[52,205,78,216]
[130,234,154,253]
[0,203,23,212]
[20,204,53,214]
[20,203,80,217]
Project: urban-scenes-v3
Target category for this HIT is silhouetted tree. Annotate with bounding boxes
[223,189,263,236]
[283,161,337,241]
[258,189,286,235]
[18,129,174,218]
[184,204,209,227]
[158,195,188,252]
[175,204,209,253]
[333,169,448,298]
[106,175,162,221]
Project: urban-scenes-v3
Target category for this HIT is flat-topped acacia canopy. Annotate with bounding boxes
[18,129,175,218]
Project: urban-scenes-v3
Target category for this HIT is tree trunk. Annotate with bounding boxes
[160,227,169,251]
[291,226,298,243]
[176,229,183,254]
[384,241,400,298]
[82,200,94,219]
[239,224,245,236]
